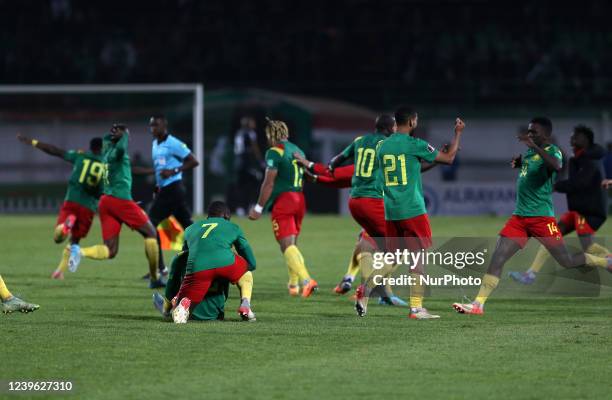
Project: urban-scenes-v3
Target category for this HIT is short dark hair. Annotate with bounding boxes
[375,114,396,134]
[530,117,553,135]
[151,114,166,121]
[394,106,417,126]
[208,201,230,219]
[573,124,594,145]
[90,137,103,152]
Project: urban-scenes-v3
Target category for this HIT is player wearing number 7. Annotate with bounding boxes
[16,133,104,280]
[375,107,464,319]
[248,118,318,297]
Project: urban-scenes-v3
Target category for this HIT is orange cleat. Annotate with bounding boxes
[452,302,484,315]
[51,269,64,280]
[301,279,319,298]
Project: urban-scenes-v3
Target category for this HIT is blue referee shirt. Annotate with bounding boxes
[152,134,192,188]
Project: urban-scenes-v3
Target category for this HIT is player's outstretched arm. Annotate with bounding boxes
[248,168,278,220]
[16,133,66,159]
[434,118,465,165]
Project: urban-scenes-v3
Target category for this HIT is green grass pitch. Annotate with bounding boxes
[3,215,612,399]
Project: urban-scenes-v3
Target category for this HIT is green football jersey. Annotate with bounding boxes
[514,144,563,217]
[184,217,256,274]
[341,132,386,199]
[63,150,104,211]
[264,140,304,210]
[376,133,439,220]
[102,133,132,200]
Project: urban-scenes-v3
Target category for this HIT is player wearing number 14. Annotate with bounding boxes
[16,133,104,280]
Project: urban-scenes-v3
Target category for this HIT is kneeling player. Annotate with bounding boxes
[0,275,39,314]
[154,249,254,322]
[17,134,104,280]
[510,125,609,284]
[72,124,165,289]
[453,118,611,315]
[172,202,256,323]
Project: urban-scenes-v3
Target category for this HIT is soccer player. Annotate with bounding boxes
[327,114,396,294]
[133,115,199,275]
[453,117,612,315]
[510,125,609,284]
[0,275,39,314]
[16,133,104,280]
[248,119,318,297]
[72,124,166,289]
[373,107,465,319]
[172,201,256,323]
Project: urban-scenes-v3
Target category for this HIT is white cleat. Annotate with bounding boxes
[238,306,256,322]
[409,307,440,320]
[172,297,191,324]
[68,244,81,273]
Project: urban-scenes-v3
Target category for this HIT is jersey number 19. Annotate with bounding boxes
[79,159,105,187]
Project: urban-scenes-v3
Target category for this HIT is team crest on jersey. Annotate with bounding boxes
[533,154,540,161]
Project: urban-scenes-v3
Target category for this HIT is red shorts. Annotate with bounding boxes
[499,215,564,248]
[558,211,596,236]
[99,195,150,241]
[176,255,248,306]
[57,201,95,240]
[271,192,306,241]
[349,196,386,238]
[385,214,433,251]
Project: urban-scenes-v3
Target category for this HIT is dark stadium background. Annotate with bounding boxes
[1,0,611,214]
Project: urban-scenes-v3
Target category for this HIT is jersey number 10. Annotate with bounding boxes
[355,148,375,178]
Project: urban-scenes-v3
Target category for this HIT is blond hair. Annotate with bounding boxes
[265,118,289,144]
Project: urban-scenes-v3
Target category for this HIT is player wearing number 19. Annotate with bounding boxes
[16,133,104,280]
[248,118,318,297]
[375,107,465,319]
[74,124,166,289]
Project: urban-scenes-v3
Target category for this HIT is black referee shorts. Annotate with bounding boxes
[149,180,193,229]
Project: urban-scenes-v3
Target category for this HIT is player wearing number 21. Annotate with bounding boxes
[376,107,464,319]
[17,133,104,280]
[249,118,318,297]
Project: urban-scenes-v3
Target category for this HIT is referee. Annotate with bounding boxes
[145,114,199,273]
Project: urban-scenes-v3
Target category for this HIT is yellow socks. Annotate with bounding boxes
[586,242,610,257]
[584,253,608,269]
[81,245,110,260]
[144,238,160,281]
[237,271,253,302]
[283,245,311,282]
[358,252,374,283]
[57,246,71,273]
[409,272,424,309]
[528,245,549,273]
[346,251,360,280]
[475,274,500,305]
[53,224,67,243]
[0,275,13,301]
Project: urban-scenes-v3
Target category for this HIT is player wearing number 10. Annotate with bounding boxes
[16,133,104,280]
[249,118,318,297]
[375,107,465,319]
